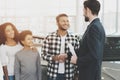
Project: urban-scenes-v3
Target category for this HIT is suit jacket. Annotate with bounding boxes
[76,18,105,80]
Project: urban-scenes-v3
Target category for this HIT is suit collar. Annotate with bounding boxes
[89,18,100,25]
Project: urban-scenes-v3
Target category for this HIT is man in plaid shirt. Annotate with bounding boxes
[42,13,79,80]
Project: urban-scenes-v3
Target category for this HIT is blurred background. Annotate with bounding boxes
[0,0,120,80]
[0,0,119,36]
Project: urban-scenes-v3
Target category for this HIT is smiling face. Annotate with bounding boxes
[57,16,70,31]
[5,25,15,39]
[21,34,33,47]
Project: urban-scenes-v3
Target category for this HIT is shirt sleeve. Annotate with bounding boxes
[73,35,80,56]
[75,35,80,49]
[14,54,20,80]
[41,37,53,62]
[37,53,41,80]
[0,45,8,66]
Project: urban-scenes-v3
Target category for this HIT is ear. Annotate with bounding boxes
[86,7,91,14]
[86,7,89,12]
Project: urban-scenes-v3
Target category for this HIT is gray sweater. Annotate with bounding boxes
[14,49,41,80]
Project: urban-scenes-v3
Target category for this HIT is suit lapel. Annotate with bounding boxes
[81,18,100,43]
[81,25,90,43]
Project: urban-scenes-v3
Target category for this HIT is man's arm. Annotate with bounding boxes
[78,25,100,65]
[71,25,100,65]
[42,37,53,62]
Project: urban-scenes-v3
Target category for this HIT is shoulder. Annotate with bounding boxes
[89,23,104,35]
[15,49,24,57]
[33,50,40,56]
[0,44,7,51]
[44,31,56,39]
[68,32,80,40]
[16,43,23,48]
[0,44,5,48]
[90,18,102,29]
[0,45,6,56]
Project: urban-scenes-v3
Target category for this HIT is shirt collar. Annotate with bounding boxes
[89,17,98,24]
[54,30,70,37]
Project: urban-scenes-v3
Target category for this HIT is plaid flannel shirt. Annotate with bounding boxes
[42,31,80,80]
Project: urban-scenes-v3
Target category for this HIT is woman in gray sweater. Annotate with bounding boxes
[14,30,41,80]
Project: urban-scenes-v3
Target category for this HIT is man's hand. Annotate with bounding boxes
[71,55,77,64]
[52,55,59,61]
[52,54,67,62]
[58,53,67,63]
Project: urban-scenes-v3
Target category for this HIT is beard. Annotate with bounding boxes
[84,16,89,22]
[58,24,69,31]
[60,26,69,31]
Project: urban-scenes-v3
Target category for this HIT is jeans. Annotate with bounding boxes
[48,74,65,80]
[4,75,15,80]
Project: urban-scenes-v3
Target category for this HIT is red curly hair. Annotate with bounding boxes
[0,22,19,45]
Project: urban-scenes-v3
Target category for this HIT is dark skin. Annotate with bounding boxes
[3,66,9,80]
[52,54,67,62]
[3,39,17,80]
[52,17,69,62]
[0,24,19,80]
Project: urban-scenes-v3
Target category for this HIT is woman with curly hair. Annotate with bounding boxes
[0,22,22,80]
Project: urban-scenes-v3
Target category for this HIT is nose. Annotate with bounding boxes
[29,38,33,42]
[10,30,14,34]
[65,21,69,25]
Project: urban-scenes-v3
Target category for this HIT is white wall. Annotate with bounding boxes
[0,0,120,36]
[0,0,76,36]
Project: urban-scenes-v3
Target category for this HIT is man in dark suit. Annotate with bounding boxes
[70,0,106,80]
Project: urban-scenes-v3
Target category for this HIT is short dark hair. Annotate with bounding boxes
[19,30,32,46]
[84,0,100,15]
[56,13,68,22]
[0,22,19,45]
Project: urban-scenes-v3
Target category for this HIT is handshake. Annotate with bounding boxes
[52,43,78,64]
[52,53,67,63]
[52,53,77,64]
[68,42,77,64]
